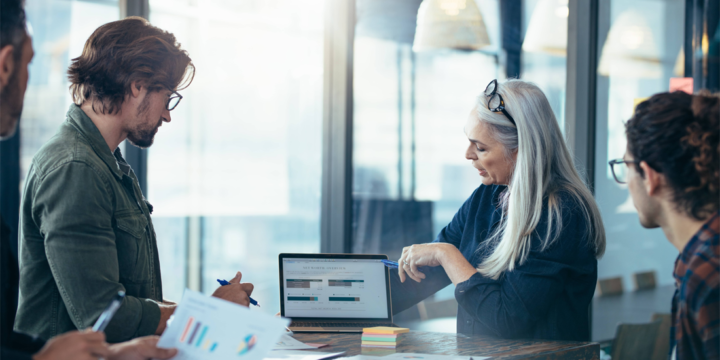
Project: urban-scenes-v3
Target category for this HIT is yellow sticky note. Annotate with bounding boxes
[362,326,410,335]
[634,97,649,112]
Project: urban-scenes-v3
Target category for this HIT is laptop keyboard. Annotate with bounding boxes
[290,321,394,328]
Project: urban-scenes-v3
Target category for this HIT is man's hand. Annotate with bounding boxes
[107,336,177,360]
[33,329,109,360]
[212,271,254,306]
[154,302,177,335]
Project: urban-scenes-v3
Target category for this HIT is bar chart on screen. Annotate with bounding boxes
[157,290,289,360]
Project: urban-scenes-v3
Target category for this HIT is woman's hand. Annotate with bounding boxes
[398,243,458,283]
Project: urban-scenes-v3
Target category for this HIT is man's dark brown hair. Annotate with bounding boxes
[68,16,194,114]
[626,90,720,221]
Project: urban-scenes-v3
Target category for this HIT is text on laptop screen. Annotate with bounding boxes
[282,258,388,318]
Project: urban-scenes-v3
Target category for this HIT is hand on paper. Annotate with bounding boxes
[398,243,457,283]
[107,336,177,360]
[212,271,255,307]
[32,328,109,360]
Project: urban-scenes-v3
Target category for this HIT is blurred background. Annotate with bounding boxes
[3,0,717,346]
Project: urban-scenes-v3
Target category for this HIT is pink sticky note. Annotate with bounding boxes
[670,77,693,94]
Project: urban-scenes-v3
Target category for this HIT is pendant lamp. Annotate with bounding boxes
[598,9,662,79]
[412,0,491,52]
[522,0,568,56]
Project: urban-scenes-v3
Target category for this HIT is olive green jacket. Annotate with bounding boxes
[14,105,163,343]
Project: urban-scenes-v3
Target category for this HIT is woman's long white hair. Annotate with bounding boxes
[475,79,606,280]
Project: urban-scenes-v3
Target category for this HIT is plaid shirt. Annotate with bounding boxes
[670,212,720,360]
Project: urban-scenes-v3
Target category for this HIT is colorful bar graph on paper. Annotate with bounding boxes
[177,317,219,353]
[187,321,202,344]
[195,326,208,347]
[180,317,194,343]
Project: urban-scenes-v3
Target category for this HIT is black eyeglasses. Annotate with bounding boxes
[167,91,182,111]
[484,79,516,127]
[608,158,639,184]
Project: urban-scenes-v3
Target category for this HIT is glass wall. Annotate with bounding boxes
[593,0,685,340]
[522,0,567,130]
[21,0,119,184]
[352,1,502,304]
[147,0,325,311]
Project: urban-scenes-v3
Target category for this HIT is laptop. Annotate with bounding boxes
[279,253,397,332]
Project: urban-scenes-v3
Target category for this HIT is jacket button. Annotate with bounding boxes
[466,319,471,325]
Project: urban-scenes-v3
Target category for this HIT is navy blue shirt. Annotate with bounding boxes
[390,184,597,341]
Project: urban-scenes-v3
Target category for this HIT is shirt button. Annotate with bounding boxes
[466,319,472,325]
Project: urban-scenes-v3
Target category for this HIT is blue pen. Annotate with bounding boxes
[381,259,423,272]
[217,279,260,307]
[381,259,399,269]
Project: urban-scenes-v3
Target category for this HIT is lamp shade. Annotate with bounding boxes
[412,0,491,52]
[598,9,662,78]
[522,0,568,56]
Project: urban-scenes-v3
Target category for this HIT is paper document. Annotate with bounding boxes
[156,289,289,360]
[380,353,489,360]
[339,356,382,360]
[273,335,318,350]
[264,350,346,360]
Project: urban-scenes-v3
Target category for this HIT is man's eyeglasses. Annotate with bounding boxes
[167,91,182,111]
[608,159,639,184]
[484,79,516,127]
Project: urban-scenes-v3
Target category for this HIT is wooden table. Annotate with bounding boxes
[293,331,599,360]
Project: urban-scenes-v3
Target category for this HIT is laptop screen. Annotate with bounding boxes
[281,257,389,319]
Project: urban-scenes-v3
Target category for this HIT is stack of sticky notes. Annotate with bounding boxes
[361,326,409,348]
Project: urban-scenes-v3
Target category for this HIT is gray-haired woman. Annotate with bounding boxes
[390,79,606,341]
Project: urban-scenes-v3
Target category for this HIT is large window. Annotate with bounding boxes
[21,0,119,183]
[352,1,502,308]
[593,0,685,340]
[147,0,325,312]
[522,0,568,130]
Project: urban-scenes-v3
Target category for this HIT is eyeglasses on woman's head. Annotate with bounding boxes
[484,79,517,127]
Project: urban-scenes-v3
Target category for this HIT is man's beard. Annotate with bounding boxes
[0,68,24,140]
[127,118,161,149]
[126,94,161,149]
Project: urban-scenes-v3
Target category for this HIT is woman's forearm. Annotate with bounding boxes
[439,245,479,285]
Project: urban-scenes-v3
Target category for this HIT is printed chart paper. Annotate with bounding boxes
[157,290,289,360]
[264,350,346,360]
[381,353,489,360]
[273,335,318,350]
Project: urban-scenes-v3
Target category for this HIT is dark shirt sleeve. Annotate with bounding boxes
[31,162,160,341]
[2,347,35,360]
[454,206,589,338]
[390,190,477,314]
[2,215,44,359]
[1,331,45,360]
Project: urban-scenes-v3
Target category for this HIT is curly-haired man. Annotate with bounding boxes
[612,91,719,360]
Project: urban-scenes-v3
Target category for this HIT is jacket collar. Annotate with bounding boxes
[66,104,124,180]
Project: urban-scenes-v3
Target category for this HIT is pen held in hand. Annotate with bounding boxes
[216,279,260,307]
[382,259,424,272]
[92,291,125,332]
